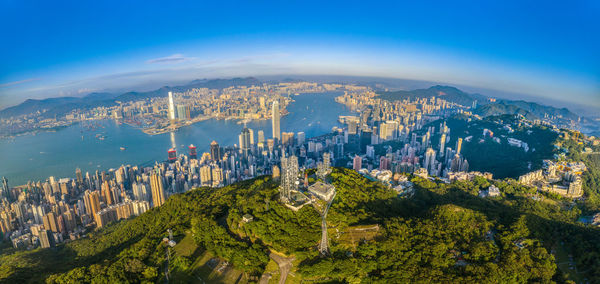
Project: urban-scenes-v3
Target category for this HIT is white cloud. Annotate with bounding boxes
[0,78,41,88]
[146,54,194,64]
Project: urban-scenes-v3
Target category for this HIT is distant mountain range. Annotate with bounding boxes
[0,77,261,119]
[377,85,582,122]
[377,85,487,106]
[0,78,583,124]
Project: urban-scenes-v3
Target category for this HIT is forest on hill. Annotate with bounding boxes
[0,166,598,283]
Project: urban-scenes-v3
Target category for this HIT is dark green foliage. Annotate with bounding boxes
[192,217,268,274]
[1,164,600,283]
[423,115,558,179]
[475,102,538,120]
[377,85,476,106]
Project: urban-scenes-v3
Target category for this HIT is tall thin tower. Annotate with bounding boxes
[168,91,176,120]
[272,100,281,141]
[439,133,446,157]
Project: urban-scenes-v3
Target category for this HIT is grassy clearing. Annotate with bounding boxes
[170,231,249,284]
[336,224,380,250]
[554,244,585,283]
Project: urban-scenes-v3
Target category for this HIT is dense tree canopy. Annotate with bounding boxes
[0,164,598,283]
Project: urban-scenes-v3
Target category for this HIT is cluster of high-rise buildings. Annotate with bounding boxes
[0,152,204,248]
[335,91,474,183]
[0,85,479,250]
[0,87,353,250]
[5,80,586,251]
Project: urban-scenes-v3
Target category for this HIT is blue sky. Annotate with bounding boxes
[0,0,598,110]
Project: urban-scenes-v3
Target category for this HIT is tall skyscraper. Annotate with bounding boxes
[317,152,332,178]
[101,181,114,205]
[257,130,265,144]
[281,132,295,146]
[450,154,462,172]
[297,132,306,145]
[132,183,150,202]
[353,155,362,171]
[424,148,436,174]
[1,177,8,199]
[439,133,447,157]
[150,172,166,207]
[177,104,188,121]
[323,152,331,168]
[38,229,53,248]
[210,141,221,161]
[211,167,224,187]
[84,190,101,216]
[168,91,176,120]
[456,138,463,155]
[280,155,298,201]
[249,128,255,145]
[272,100,281,141]
[200,165,212,186]
[43,212,58,233]
[75,168,83,185]
[238,127,251,155]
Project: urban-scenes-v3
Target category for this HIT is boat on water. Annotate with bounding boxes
[120,147,126,151]
[237,119,251,125]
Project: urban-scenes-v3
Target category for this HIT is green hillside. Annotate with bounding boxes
[475,103,538,120]
[377,85,476,106]
[1,168,599,283]
[422,114,559,179]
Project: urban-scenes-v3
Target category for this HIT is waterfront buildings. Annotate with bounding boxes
[168,91,176,121]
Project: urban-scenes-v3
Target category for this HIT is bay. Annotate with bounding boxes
[0,92,353,186]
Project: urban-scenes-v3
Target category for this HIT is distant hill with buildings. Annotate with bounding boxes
[0,77,261,119]
[426,114,560,179]
[377,85,582,123]
[377,85,481,106]
[475,103,539,120]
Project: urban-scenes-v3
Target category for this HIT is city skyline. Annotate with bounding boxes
[2,80,593,253]
[2,2,600,283]
[1,1,598,111]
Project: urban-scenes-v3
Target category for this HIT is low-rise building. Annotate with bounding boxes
[308,181,335,201]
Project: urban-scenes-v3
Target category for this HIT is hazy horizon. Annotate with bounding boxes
[2,73,598,118]
[1,1,598,111]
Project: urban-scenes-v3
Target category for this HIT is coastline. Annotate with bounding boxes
[2,92,349,186]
